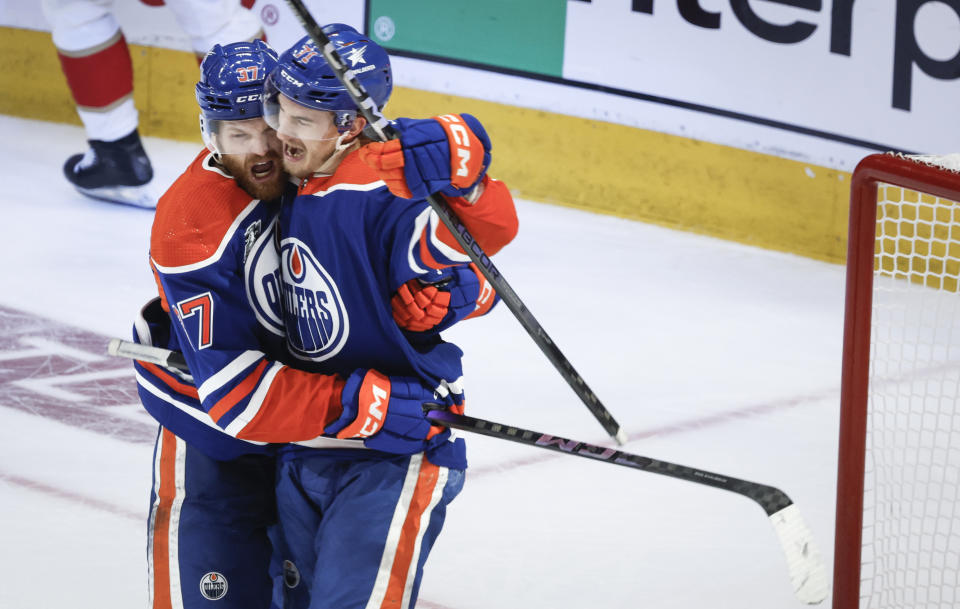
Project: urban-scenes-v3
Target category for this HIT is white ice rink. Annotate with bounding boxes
[0,114,846,608]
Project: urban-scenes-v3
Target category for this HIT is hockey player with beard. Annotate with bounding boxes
[261,26,518,609]
[133,38,502,609]
[133,39,291,609]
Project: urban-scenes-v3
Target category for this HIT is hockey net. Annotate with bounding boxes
[835,153,960,608]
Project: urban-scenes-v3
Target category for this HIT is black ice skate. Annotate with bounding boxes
[63,129,158,209]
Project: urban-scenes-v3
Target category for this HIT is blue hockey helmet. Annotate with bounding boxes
[197,40,278,121]
[196,40,280,154]
[263,24,392,139]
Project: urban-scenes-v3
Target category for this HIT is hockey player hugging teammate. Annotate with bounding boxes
[260,25,518,609]
[130,25,517,609]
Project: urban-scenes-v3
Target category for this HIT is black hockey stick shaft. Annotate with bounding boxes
[282,0,625,445]
[429,409,829,605]
[425,409,794,516]
[428,408,829,603]
[108,339,784,513]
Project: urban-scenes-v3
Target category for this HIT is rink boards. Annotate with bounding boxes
[1,24,853,263]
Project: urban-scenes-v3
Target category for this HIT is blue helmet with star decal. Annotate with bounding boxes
[263,24,392,133]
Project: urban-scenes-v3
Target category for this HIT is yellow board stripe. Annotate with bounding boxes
[0,26,852,263]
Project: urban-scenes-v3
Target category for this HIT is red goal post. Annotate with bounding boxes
[835,152,960,608]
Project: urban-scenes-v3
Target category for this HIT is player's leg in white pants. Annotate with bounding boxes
[41,0,138,142]
[40,0,159,206]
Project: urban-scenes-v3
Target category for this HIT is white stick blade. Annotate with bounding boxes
[769,504,829,604]
[106,338,167,367]
[106,338,123,357]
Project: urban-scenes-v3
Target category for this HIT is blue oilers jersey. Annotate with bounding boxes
[278,151,519,468]
[135,150,350,461]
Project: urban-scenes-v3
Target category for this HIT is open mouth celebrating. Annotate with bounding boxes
[284,142,305,163]
[250,159,276,182]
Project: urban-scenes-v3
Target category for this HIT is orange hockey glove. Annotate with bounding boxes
[391,264,499,333]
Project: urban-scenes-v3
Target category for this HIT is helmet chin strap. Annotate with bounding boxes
[207,141,224,165]
[334,130,353,154]
[314,131,357,175]
[207,144,224,165]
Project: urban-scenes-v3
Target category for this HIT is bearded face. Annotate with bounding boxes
[211,118,288,201]
[218,149,286,201]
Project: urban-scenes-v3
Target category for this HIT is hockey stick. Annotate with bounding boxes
[109,337,828,604]
[280,0,627,446]
[427,410,829,605]
[108,337,187,370]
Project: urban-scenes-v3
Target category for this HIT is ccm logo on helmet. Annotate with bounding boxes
[437,114,471,178]
[280,69,303,87]
[236,94,261,103]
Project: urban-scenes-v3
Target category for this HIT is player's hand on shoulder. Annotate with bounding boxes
[392,263,498,333]
[328,369,459,453]
[357,113,491,202]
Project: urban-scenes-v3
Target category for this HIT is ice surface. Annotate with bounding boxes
[0,115,845,608]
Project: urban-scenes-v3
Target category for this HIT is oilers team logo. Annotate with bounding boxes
[199,572,228,600]
[246,217,285,336]
[280,238,350,361]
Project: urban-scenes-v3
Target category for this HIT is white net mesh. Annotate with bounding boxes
[901,153,960,174]
[861,161,960,608]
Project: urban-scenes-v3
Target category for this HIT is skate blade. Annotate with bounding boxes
[76,183,159,209]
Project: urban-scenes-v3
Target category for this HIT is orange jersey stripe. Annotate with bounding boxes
[151,429,177,609]
[233,367,345,443]
[434,176,518,257]
[417,228,445,270]
[297,153,517,262]
[299,152,383,196]
[141,361,199,399]
[380,458,442,608]
[208,359,269,423]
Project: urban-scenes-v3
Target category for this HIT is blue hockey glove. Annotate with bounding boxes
[357,113,491,201]
[328,369,453,454]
